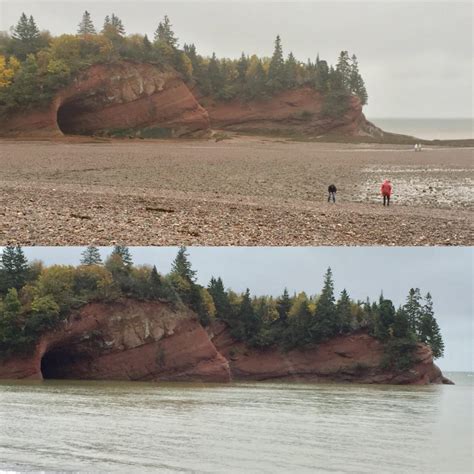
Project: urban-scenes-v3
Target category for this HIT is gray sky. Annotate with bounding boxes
[1,0,472,118]
[15,246,474,372]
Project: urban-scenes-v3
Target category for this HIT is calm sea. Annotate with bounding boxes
[369,118,473,140]
[0,372,472,473]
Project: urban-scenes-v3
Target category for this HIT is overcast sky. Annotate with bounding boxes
[13,246,473,373]
[0,0,472,118]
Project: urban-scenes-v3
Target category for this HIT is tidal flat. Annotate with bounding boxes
[1,137,472,245]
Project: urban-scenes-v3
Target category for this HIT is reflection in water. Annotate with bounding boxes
[0,374,472,473]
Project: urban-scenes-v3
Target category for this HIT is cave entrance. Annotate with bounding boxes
[40,346,89,380]
[56,97,96,135]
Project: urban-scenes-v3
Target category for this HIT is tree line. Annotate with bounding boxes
[0,11,367,117]
[0,245,444,370]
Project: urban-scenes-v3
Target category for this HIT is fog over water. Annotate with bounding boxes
[15,246,474,373]
[1,0,472,118]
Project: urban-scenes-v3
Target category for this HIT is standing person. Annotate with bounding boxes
[380,179,392,206]
[328,184,337,203]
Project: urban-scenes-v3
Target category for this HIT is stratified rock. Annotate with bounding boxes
[0,300,230,382]
[0,61,209,138]
[0,301,451,385]
[200,87,383,137]
[210,321,451,385]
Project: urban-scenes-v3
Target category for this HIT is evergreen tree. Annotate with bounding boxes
[149,265,161,293]
[102,13,125,38]
[313,59,329,92]
[336,288,352,333]
[392,307,412,339]
[238,288,260,340]
[189,284,211,326]
[349,54,368,105]
[285,294,313,347]
[11,13,41,58]
[208,276,231,321]
[237,52,249,83]
[110,14,125,36]
[404,288,423,334]
[80,246,102,266]
[284,52,299,88]
[312,267,337,339]
[154,15,178,47]
[335,50,351,89]
[78,10,96,35]
[170,247,196,283]
[110,245,133,267]
[143,34,152,51]
[276,288,291,324]
[374,297,396,340]
[0,245,29,293]
[243,56,267,99]
[208,52,224,93]
[268,35,285,91]
[418,293,444,358]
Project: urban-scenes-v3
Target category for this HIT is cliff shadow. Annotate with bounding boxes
[40,346,92,380]
[56,96,97,136]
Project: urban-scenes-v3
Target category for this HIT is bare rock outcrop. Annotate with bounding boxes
[0,61,210,138]
[0,300,230,382]
[210,321,453,385]
[200,87,383,137]
[0,301,451,385]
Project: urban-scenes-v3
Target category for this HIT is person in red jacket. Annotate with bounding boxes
[380,179,393,206]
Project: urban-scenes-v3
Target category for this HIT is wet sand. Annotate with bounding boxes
[1,137,472,245]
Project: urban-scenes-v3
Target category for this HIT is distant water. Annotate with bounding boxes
[370,118,473,140]
[0,373,472,473]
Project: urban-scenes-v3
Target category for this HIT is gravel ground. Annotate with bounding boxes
[1,137,472,246]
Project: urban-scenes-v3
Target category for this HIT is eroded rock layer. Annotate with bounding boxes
[0,300,452,385]
[0,62,384,138]
[0,62,210,138]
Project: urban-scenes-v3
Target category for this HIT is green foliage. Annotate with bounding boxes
[321,90,351,119]
[418,293,444,359]
[381,336,418,371]
[80,246,102,265]
[170,246,196,283]
[1,247,443,376]
[78,11,96,36]
[0,245,29,294]
[0,15,368,116]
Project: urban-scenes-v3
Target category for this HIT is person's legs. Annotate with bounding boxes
[328,193,331,202]
[383,195,386,206]
[332,192,336,203]
[387,195,390,206]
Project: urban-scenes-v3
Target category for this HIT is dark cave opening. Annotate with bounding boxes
[40,347,88,380]
[56,99,93,135]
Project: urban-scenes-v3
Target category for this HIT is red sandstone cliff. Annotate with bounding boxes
[200,87,382,138]
[0,61,382,139]
[0,300,230,382]
[0,61,210,138]
[0,301,451,384]
[209,322,452,385]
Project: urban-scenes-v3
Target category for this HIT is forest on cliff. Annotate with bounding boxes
[0,246,444,371]
[0,11,368,117]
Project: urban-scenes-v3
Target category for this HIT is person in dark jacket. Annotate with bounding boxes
[328,184,337,203]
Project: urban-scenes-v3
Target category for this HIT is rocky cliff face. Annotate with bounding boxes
[200,87,382,137]
[0,300,230,382]
[0,62,382,139]
[0,62,210,138]
[209,322,452,385]
[0,301,451,384]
